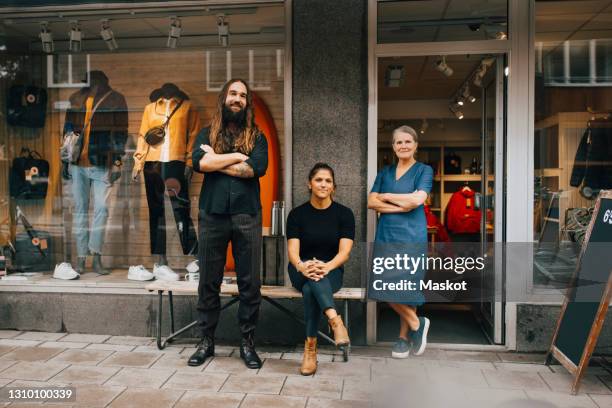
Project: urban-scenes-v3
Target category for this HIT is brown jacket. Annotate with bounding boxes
[134,97,200,170]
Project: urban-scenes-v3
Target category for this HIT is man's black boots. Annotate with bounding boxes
[240,332,262,369]
[188,336,215,366]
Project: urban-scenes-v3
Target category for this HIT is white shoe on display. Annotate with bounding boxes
[127,265,154,281]
[153,263,179,281]
[186,259,199,273]
[53,262,80,280]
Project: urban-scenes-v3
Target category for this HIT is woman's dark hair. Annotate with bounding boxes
[308,163,336,187]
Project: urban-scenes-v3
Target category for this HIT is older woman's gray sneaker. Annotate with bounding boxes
[391,337,410,359]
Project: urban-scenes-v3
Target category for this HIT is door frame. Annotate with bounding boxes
[366,0,533,349]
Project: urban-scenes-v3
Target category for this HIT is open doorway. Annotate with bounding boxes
[375,53,505,345]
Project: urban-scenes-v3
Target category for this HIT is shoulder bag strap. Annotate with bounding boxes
[163,99,184,128]
[82,90,113,133]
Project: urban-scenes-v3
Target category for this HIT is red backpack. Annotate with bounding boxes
[445,187,481,234]
[425,205,450,242]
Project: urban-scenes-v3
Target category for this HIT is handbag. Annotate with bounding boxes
[9,148,50,200]
[144,99,183,146]
[60,90,112,164]
[6,85,47,128]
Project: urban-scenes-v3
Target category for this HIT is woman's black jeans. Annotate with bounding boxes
[288,264,343,337]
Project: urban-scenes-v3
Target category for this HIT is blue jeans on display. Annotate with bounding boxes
[71,165,111,257]
[288,264,343,338]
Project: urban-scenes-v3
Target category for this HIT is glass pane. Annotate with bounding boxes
[378,0,508,43]
[533,1,612,289]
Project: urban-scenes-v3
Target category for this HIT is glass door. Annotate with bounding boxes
[479,56,505,344]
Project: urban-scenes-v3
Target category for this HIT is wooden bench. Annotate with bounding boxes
[145,281,364,361]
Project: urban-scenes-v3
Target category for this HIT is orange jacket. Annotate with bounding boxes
[134,97,200,169]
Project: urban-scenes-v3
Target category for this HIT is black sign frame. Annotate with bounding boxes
[545,190,612,395]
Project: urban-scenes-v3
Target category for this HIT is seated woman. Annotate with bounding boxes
[286,163,355,376]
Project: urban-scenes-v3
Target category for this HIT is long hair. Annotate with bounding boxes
[209,78,258,154]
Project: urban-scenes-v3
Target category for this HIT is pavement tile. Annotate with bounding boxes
[496,352,547,364]
[259,359,303,376]
[179,346,234,358]
[14,332,67,342]
[526,390,599,408]
[438,360,496,370]
[70,384,125,408]
[341,379,373,401]
[47,349,114,366]
[0,331,21,339]
[0,359,18,373]
[257,352,283,359]
[104,367,174,389]
[307,398,369,408]
[99,352,161,368]
[132,346,184,354]
[107,387,184,408]
[0,378,12,387]
[493,362,554,373]
[85,343,135,352]
[150,353,206,372]
[220,374,286,394]
[281,376,343,399]
[58,334,110,344]
[0,339,41,348]
[0,362,69,381]
[49,365,120,385]
[314,359,372,380]
[204,357,260,376]
[175,391,244,408]
[349,346,393,358]
[482,369,550,391]
[539,371,611,395]
[162,371,228,391]
[0,345,15,357]
[39,342,88,350]
[104,336,153,346]
[598,375,612,390]
[589,394,612,408]
[282,353,334,362]
[427,366,488,388]
[444,350,502,362]
[240,394,306,408]
[461,387,529,408]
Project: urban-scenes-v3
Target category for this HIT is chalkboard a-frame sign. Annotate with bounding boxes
[545,190,612,395]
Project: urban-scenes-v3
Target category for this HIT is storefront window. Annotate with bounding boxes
[377,0,508,43]
[533,0,612,288]
[0,3,285,282]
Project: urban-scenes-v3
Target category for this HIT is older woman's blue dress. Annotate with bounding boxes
[370,161,433,305]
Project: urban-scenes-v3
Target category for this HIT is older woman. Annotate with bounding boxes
[287,163,355,375]
[368,125,433,359]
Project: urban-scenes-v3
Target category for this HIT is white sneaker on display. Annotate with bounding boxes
[53,262,80,280]
[186,259,199,273]
[127,265,154,281]
[153,263,179,281]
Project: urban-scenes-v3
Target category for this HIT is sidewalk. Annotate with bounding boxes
[0,330,611,408]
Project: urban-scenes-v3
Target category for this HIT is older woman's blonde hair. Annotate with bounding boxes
[392,125,418,144]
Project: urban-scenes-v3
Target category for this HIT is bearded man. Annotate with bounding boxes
[188,79,268,368]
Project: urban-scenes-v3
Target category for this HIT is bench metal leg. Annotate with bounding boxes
[155,292,240,350]
[342,299,350,362]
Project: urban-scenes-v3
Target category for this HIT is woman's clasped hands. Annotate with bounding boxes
[297,258,332,281]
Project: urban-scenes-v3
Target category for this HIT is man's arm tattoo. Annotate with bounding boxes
[219,162,254,178]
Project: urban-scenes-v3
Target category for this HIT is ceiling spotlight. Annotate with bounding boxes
[434,56,453,77]
[40,22,53,54]
[385,64,404,87]
[455,110,464,120]
[461,84,476,104]
[69,20,83,53]
[420,119,429,134]
[100,19,118,51]
[167,16,181,48]
[449,103,464,120]
[217,15,230,47]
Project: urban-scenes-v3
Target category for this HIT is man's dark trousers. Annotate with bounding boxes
[196,212,262,337]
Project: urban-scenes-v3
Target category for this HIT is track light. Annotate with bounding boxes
[449,103,464,120]
[100,19,118,51]
[217,15,230,47]
[420,119,429,134]
[69,20,83,53]
[40,22,54,54]
[385,65,404,87]
[434,56,453,77]
[167,17,181,48]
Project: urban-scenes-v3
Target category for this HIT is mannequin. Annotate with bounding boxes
[62,70,128,275]
[132,83,199,280]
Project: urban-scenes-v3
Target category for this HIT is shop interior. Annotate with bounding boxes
[0,3,286,282]
[376,53,503,345]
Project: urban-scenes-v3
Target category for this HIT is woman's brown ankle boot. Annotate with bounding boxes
[300,337,317,376]
[328,315,350,346]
